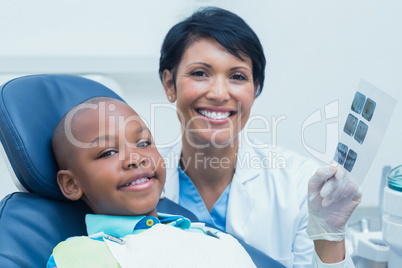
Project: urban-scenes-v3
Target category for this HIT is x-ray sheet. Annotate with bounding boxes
[334,80,397,185]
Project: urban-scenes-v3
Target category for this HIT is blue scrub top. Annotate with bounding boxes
[178,166,231,231]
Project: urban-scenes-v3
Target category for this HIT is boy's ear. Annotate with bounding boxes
[57,170,83,201]
[163,69,176,103]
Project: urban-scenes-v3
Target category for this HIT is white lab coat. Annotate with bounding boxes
[159,137,353,268]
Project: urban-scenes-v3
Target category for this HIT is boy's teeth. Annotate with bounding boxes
[198,109,231,120]
[125,177,150,186]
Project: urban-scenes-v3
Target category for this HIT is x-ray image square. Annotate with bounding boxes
[344,114,358,136]
[351,92,366,114]
[354,121,368,144]
[344,149,357,172]
[334,142,348,165]
[362,98,376,121]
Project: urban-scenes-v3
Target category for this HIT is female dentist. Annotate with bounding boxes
[158,7,361,267]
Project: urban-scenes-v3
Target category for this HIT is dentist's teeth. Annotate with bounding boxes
[198,110,231,120]
[125,177,150,187]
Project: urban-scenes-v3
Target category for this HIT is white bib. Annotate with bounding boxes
[104,224,256,268]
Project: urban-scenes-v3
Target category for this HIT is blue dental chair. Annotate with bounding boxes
[0,74,283,267]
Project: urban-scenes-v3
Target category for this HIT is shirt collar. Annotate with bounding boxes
[86,213,191,238]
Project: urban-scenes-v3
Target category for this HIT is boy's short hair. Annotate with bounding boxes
[158,6,266,97]
[52,96,121,169]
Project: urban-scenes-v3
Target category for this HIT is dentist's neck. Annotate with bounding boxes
[180,135,239,211]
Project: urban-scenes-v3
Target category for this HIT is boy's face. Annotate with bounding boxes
[65,100,165,217]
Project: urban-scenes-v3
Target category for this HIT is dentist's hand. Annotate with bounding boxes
[307,163,362,241]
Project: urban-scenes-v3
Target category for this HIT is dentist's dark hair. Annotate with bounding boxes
[159,6,266,97]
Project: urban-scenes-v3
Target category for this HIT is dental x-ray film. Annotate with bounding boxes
[334,80,397,185]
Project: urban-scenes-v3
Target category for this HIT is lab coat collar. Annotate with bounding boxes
[225,137,260,238]
[234,136,260,184]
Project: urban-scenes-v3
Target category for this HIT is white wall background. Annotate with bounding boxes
[0,0,401,209]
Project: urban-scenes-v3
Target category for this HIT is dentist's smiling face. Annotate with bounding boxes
[173,38,257,146]
[66,100,165,217]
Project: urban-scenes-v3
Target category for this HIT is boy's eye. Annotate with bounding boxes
[137,140,152,148]
[98,150,117,159]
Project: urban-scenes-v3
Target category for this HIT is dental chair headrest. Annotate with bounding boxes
[0,74,124,200]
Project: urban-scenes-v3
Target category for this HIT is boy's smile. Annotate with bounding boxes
[118,170,155,191]
[58,99,165,217]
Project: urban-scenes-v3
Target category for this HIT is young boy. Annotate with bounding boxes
[47,96,256,267]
